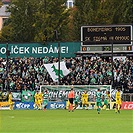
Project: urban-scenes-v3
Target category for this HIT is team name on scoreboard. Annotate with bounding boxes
[81,25,132,45]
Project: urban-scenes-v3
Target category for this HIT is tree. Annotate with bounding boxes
[62,7,78,41]
[0,0,2,7]
[0,24,13,42]
[1,0,70,42]
[72,0,133,41]
[72,0,102,41]
[0,0,132,42]
[7,0,37,42]
[109,0,132,24]
[34,0,70,42]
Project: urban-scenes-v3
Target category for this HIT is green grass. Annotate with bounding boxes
[0,109,133,133]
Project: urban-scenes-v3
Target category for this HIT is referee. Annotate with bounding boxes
[68,87,75,112]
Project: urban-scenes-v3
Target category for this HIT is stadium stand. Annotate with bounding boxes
[0,56,132,93]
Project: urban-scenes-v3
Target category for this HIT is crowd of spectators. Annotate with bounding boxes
[0,55,133,93]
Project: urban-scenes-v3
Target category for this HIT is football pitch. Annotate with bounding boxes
[0,110,133,133]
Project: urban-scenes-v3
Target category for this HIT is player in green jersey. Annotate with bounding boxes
[95,89,102,114]
[43,90,49,111]
[103,90,110,110]
[74,92,80,110]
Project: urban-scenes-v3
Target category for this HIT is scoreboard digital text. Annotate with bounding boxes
[81,25,133,53]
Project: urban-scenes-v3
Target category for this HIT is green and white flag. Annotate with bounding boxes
[44,61,70,82]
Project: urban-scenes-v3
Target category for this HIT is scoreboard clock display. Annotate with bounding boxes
[81,45,132,53]
[81,25,132,45]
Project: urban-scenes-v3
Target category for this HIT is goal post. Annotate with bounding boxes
[40,85,113,109]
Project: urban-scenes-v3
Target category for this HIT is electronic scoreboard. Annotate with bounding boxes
[81,25,133,53]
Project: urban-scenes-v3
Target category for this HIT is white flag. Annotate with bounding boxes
[44,61,70,82]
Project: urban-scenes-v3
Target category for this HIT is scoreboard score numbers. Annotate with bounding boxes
[81,45,132,53]
[81,25,132,45]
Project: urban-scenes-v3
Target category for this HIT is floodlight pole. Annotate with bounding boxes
[111,42,114,87]
[54,30,60,85]
[6,43,10,90]
[58,41,61,85]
